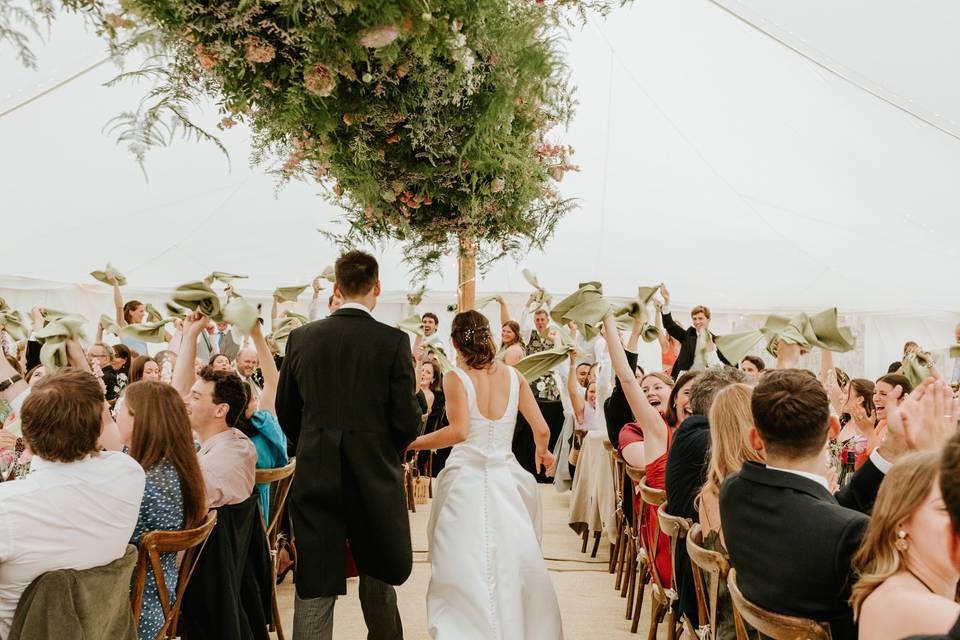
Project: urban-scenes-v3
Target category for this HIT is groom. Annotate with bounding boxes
[277,250,422,639]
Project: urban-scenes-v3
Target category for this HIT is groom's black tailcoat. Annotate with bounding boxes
[277,307,422,597]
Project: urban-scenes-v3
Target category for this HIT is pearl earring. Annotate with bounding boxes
[895,529,908,551]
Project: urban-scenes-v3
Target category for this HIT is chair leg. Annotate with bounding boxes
[625,550,638,619]
[271,578,284,640]
[608,540,616,574]
[646,599,664,640]
[590,531,602,558]
[614,532,628,590]
[631,562,648,633]
[666,606,677,640]
[620,538,634,597]
[581,529,589,553]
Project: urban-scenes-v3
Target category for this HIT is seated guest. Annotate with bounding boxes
[495,298,527,366]
[0,369,145,638]
[208,353,232,373]
[720,369,912,640]
[129,355,160,384]
[851,451,959,640]
[658,284,730,377]
[112,343,133,380]
[414,358,447,475]
[851,374,914,458]
[602,314,681,589]
[173,312,257,508]
[665,365,746,625]
[116,381,207,640]
[234,320,288,521]
[697,383,761,547]
[901,433,960,638]
[738,355,764,384]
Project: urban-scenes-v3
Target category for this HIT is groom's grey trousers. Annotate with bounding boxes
[292,574,403,640]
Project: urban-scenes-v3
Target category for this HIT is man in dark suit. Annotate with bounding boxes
[276,250,421,640]
[721,369,907,640]
[658,284,729,378]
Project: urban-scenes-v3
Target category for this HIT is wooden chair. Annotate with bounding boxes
[634,479,669,639]
[727,569,833,640]
[686,524,751,640]
[604,441,624,576]
[130,510,218,640]
[656,504,695,640]
[256,458,297,640]
[621,463,650,628]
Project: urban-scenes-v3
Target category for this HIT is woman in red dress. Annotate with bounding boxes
[604,314,698,588]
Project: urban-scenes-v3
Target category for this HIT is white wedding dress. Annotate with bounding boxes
[426,366,564,639]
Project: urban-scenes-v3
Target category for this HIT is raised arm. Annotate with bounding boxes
[172,312,205,399]
[655,303,669,351]
[110,276,126,327]
[308,277,322,322]
[250,320,278,416]
[270,294,279,330]
[627,314,643,352]
[498,296,511,328]
[602,314,669,461]
[658,284,687,342]
[567,353,585,422]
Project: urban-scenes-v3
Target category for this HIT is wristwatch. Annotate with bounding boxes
[0,374,23,392]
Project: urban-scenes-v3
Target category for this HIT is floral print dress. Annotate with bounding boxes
[130,460,184,640]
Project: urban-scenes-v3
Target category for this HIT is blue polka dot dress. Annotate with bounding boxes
[130,459,184,640]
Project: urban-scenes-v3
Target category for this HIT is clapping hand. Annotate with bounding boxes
[659,284,670,307]
[535,448,556,477]
[885,379,958,454]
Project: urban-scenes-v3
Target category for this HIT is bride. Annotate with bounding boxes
[408,310,563,639]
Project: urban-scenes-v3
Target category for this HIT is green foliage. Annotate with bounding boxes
[42,0,615,278]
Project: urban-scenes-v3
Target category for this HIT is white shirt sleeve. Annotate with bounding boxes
[308,298,321,322]
[869,449,893,474]
[519,306,533,338]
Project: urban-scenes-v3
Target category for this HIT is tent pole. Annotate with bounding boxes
[457,233,476,312]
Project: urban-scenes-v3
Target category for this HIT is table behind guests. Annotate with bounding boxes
[0,370,144,638]
[513,398,564,482]
[567,430,616,543]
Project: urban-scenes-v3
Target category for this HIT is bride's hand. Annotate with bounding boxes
[535,449,556,477]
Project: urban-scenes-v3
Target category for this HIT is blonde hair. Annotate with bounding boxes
[850,451,940,618]
[700,383,762,500]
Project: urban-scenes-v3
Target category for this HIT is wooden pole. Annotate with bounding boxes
[457,233,476,312]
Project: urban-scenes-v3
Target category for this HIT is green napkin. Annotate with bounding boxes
[902,351,934,388]
[36,314,87,372]
[613,285,661,344]
[550,282,611,341]
[716,308,856,364]
[269,317,298,356]
[0,297,8,312]
[281,310,309,325]
[475,294,501,310]
[396,314,425,337]
[173,282,222,320]
[522,269,552,309]
[407,285,426,306]
[274,285,308,303]
[90,263,127,286]
[99,314,120,336]
[144,304,163,323]
[164,303,187,320]
[951,345,960,359]
[223,296,259,335]
[209,271,247,283]
[40,307,68,322]
[423,343,454,374]
[121,320,169,344]
[0,310,28,342]
[319,265,336,283]
[515,344,577,383]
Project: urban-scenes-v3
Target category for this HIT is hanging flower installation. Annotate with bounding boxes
[48,0,613,284]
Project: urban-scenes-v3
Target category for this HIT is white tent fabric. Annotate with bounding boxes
[2,1,959,376]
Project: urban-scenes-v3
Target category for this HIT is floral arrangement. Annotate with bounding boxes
[534,372,560,401]
[43,0,619,278]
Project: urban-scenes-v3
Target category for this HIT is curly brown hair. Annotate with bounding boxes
[451,310,496,369]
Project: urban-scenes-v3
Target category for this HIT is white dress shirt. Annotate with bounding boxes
[339,302,372,316]
[0,451,145,638]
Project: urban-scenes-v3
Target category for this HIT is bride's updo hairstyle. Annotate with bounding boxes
[451,310,497,369]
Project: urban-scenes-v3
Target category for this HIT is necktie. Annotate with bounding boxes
[217,331,224,347]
